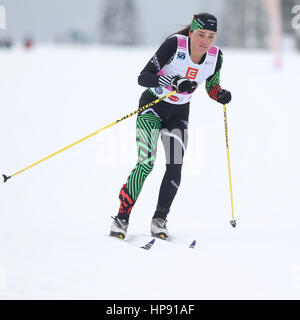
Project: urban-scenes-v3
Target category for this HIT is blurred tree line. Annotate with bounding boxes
[217,0,299,49]
[99,0,300,50]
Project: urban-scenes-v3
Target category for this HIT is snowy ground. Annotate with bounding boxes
[0,44,300,299]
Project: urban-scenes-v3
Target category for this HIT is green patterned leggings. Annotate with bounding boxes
[126,112,162,201]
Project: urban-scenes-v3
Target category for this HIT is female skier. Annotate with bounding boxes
[110,13,232,239]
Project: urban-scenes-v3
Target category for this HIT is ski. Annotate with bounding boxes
[109,234,195,250]
[140,238,195,249]
[110,235,156,251]
[153,235,196,249]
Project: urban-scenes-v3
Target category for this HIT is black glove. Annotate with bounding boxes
[217,89,232,104]
[171,76,197,93]
[189,81,198,93]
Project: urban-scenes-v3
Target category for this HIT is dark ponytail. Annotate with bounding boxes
[168,24,191,39]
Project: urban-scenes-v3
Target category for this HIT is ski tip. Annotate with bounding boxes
[2,174,11,183]
[149,239,156,245]
[141,238,156,250]
[189,240,196,249]
[230,220,237,228]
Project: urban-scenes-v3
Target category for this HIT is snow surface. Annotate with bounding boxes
[0,45,300,299]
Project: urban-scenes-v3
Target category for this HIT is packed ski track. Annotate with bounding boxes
[0,45,299,299]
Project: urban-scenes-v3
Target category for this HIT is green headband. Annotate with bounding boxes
[190,18,204,31]
[190,15,218,32]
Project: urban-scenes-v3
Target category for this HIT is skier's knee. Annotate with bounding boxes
[165,164,182,187]
[137,162,155,176]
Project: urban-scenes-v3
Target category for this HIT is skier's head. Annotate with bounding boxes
[189,14,217,55]
[170,13,217,55]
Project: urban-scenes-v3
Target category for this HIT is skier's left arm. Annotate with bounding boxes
[206,50,232,104]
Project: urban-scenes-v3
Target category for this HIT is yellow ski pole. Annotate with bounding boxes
[3,90,176,183]
[223,104,236,228]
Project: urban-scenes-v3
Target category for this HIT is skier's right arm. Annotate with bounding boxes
[138,37,177,88]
